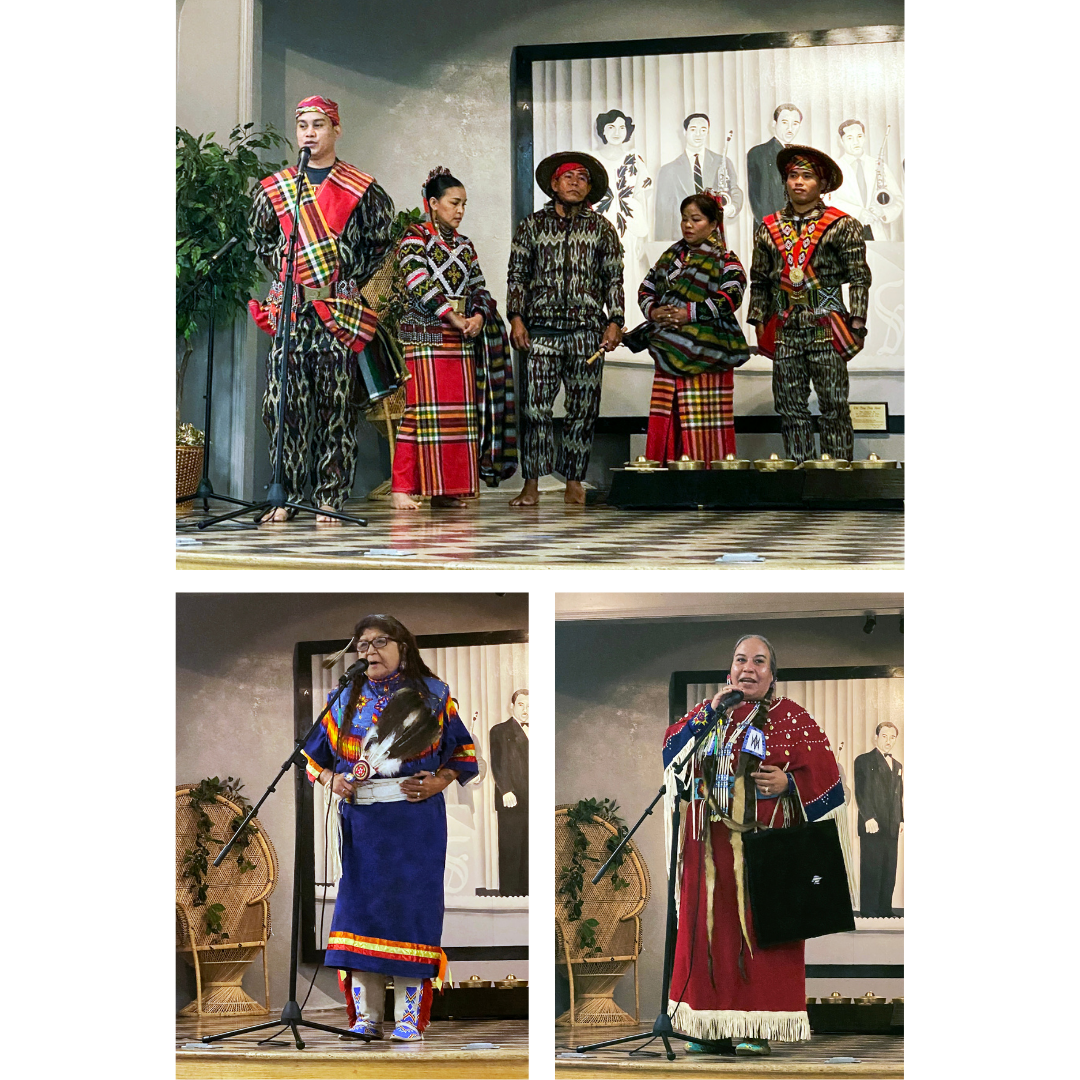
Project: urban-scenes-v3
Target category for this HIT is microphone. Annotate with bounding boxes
[345,657,369,679]
[716,688,744,712]
[209,236,239,262]
[297,145,311,169]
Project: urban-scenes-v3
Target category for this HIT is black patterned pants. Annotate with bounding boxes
[262,308,363,509]
[772,326,853,463]
[521,329,603,481]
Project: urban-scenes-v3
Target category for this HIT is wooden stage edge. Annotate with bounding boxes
[553,1061,902,1079]
[176,1011,527,1079]
[176,1052,527,1079]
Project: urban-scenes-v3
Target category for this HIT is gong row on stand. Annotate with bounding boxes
[623,452,901,472]
[606,454,904,510]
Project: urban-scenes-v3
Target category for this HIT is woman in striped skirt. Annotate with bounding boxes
[391,167,516,508]
[639,193,750,465]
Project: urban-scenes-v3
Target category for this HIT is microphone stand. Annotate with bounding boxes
[176,237,258,527]
[201,660,370,1049]
[570,693,743,1061]
[194,147,367,529]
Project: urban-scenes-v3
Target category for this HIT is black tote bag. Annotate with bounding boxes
[742,816,856,948]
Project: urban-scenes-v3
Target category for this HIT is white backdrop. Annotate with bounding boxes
[533,40,904,370]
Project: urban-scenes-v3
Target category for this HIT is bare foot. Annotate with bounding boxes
[316,503,344,524]
[257,507,293,523]
[391,492,422,511]
[509,479,540,507]
[564,481,587,505]
[431,495,467,508]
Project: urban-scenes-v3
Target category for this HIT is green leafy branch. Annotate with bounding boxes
[557,798,630,956]
[176,123,290,403]
[181,776,258,940]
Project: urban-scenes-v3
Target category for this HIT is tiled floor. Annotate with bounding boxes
[177,491,903,570]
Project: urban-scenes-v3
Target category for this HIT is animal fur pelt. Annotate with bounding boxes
[359,687,440,776]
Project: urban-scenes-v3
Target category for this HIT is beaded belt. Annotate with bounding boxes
[349,776,408,805]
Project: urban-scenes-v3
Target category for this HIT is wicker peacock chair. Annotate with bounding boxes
[555,805,651,1026]
[175,785,279,1017]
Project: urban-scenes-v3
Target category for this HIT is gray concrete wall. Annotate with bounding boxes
[176,591,528,1012]
[555,612,903,1017]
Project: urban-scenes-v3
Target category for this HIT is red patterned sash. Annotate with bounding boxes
[249,161,378,352]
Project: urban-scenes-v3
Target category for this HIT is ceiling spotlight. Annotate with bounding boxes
[863,613,877,635]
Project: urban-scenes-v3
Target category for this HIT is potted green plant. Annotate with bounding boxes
[175,122,289,411]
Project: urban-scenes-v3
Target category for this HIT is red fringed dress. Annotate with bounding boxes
[662,696,844,1042]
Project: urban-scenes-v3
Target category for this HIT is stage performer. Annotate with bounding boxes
[391,167,517,510]
[662,634,845,1057]
[747,146,870,464]
[302,614,479,1040]
[506,152,624,506]
[248,95,394,521]
[638,193,750,466]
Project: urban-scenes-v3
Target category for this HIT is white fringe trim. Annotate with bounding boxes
[819,803,858,906]
[668,1002,811,1043]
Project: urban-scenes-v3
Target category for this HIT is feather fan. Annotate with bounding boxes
[359,688,440,776]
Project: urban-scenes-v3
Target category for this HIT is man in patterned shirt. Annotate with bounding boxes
[506,152,624,506]
[248,95,394,521]
[747,146,871,464]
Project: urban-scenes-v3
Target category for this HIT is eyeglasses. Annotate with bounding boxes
[356,636,394,654]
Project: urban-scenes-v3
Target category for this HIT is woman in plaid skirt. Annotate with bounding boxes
[391,168,516,509]
[639,193,750,466]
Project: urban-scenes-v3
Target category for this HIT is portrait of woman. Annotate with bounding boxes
[391,167,516,510]
[593,109,653,324]
[638,192,750,465]
[302,614,480,1040]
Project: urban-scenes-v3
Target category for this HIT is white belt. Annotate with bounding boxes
[350,776,408,805]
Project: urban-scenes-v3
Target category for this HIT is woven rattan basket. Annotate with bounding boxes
[176,785,279,1016]
[555,806,651,1026]
[176,446,203,513]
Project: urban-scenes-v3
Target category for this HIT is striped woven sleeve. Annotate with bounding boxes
[747,222,778,325]
[505,215,537,320]
[441,696,479,783]
[638,261,662,319]
[832,215,871,319]
[398,234,453,318]
[598,217,625,325]
[339,181,395,289]
[249,184,282,276]
[714,247,747,315]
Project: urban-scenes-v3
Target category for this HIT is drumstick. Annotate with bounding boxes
[585,326,628,365]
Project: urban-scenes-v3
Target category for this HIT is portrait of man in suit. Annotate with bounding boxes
[829,119,905,240]
[853,721,903,917]
[653,112,744,240]
[746,102,804,226]
[489,688,529,896]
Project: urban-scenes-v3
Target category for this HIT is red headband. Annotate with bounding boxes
[552,161,589,181]
[295,95,340,127]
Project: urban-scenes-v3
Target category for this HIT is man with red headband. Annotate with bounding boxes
[248,96,394,521]
[747,146,870,464]
[506,152,624,506]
